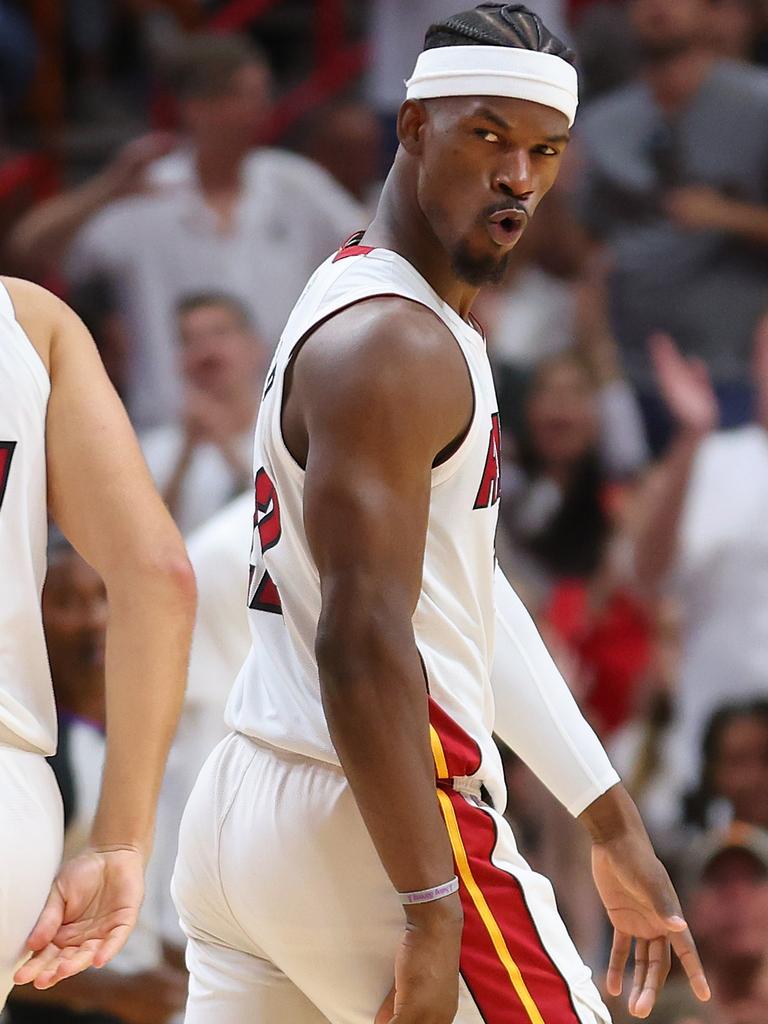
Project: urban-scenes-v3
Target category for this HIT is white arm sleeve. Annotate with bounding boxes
[492,564,620,816]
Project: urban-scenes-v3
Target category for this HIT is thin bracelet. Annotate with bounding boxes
[398,876,460,905]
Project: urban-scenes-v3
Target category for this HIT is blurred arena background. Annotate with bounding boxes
[3,2,768,1022]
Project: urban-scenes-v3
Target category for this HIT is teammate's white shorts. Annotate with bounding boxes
[172,732,612,1024]
[0,745,64,1008]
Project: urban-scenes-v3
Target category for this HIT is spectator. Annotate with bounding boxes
[498,352,651,736]
[612,823,768,1023]
[5,538,187,1024]
[632,323,768,792]
[575,0,768,448]
[140,291,266,535]
[685,700,768,833]
[9,33,364,428]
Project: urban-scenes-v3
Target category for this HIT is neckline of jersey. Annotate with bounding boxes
[335,235,486,346]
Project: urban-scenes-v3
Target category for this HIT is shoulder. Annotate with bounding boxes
[296,296,471,431]
[0,277,72,371]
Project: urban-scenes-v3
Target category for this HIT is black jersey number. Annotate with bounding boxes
[0,442,16,511]
[248,467,283,614]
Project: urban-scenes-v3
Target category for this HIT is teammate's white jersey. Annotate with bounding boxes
[226,240,506,805]
[0,283,55,755]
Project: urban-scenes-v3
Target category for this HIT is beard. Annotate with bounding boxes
[450,240,514,287]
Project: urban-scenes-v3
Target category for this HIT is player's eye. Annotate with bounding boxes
[475,129,501,144]
[534,145,558,156]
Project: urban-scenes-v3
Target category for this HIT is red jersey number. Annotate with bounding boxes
[249,467,283,614]
[0,442,16,512]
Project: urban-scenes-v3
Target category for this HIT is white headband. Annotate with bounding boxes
[405,46,578,127]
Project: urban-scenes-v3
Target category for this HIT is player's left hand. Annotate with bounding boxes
[592,836,711,1019]
[13,846,144,990]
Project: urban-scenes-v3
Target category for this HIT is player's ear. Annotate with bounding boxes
[397,100,427,155]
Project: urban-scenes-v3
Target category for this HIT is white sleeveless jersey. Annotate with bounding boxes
[0,283,55,755]
[226,242,506,805]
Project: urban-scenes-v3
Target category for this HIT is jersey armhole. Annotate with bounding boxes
[275,293,478,481]
[0,279,51,401]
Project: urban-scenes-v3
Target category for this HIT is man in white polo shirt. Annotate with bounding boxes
[8,35,364,429]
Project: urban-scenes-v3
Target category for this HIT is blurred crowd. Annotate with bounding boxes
[3,1,768,1022]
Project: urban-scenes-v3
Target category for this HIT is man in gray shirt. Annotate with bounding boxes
[575,0,768,446]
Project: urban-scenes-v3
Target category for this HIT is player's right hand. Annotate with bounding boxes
[374,896,463,1024]
[13,846,145,990]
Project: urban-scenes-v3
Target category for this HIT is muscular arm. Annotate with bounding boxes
[296,299,470,895]
[290,299,471,1021]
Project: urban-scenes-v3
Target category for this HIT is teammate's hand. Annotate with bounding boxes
[13,847,145,990]
[592,836,711,1019]
[374,897,463,1024]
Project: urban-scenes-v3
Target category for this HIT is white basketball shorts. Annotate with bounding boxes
[0,744,64,1008]
[172,731,611,1024]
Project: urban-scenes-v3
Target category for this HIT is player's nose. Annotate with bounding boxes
[494,148,534,200]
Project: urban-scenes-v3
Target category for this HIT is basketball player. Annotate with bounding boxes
[0,275,196,1009]
[172,5,711,1023]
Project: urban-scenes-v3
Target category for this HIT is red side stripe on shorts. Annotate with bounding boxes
[437,787,581,1024]
[428,697,482,780]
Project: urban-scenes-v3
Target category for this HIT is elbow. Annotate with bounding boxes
[315,603,411,696]
[119,540,197,612]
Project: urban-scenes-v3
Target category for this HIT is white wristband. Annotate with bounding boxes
[398,876,460,905]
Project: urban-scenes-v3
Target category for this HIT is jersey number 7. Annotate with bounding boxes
[0,442,16,512]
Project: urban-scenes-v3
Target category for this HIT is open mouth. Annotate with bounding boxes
[487,210,526,246]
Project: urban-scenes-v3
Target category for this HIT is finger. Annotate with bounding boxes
[41,942,100,988]
[13,943,61,986]
[25,885,65,952]
[90,924,133,969]
[374,984,396,1024]
[629,939,648,1017]
[633,936,672,1019]
[671,928,711,1003]
[607,931,632,997]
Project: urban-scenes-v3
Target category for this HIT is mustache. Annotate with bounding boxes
[478,201,530,225]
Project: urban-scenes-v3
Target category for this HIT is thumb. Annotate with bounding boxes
[26,883,65,951]
[374,983,396,1024]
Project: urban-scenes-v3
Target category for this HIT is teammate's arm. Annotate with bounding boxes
[6,279,196,990]
[292,299,472,1024]
[491,566,710,1017]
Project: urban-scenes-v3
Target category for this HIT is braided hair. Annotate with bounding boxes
[425,3,576,65]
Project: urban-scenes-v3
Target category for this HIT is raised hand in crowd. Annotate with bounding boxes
[7,132,176,276]
[648,333,719,439]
